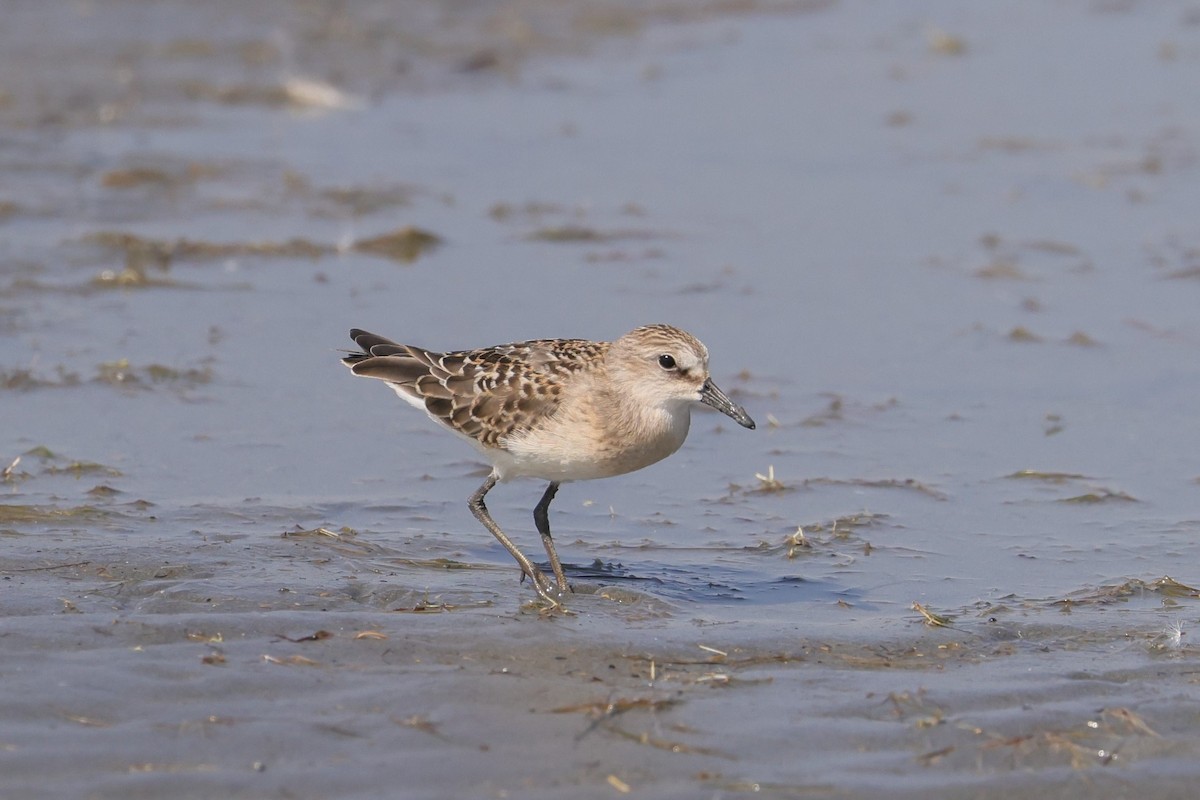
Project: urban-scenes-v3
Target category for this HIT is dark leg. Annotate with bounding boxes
[533,481,569,593]
[468,473,561,606]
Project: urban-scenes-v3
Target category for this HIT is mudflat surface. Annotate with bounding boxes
[3,1,1200,797]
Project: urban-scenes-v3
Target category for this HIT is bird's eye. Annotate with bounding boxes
[658,354,677,370]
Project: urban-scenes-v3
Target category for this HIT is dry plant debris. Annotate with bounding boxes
[912,602,955,628]
[262,654,321,667]
[752,465,786,493]
[802,476,947,500]
[354,630,388,640]
[274,630,333,643]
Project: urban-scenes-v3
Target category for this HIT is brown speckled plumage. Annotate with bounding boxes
[341,324,754,607]
[343,331,607,449]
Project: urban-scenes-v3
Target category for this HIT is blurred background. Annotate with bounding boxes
[3,1,1200,797]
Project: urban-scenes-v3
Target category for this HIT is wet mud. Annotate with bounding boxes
[3,0,1200,797]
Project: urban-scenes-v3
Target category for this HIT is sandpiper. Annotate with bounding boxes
[342,324,755,606]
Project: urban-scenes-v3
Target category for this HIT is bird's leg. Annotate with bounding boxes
[533,481,570,593]
[469,473,561,606]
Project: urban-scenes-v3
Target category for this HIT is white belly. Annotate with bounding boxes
[495,406,691,482]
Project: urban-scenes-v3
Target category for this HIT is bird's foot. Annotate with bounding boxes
[520,567,568,611]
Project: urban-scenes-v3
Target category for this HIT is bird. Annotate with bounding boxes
[341,324,755,606]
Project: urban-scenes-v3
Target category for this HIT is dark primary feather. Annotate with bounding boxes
[343,329,608,448]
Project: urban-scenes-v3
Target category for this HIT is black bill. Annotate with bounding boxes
[699,378,755,429]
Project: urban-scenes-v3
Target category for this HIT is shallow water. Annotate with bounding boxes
[3,0,1200,797]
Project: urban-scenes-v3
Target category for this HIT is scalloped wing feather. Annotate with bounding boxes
[343,330,608,448]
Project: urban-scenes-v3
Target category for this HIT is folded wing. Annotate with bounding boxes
[343,329,604,448]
